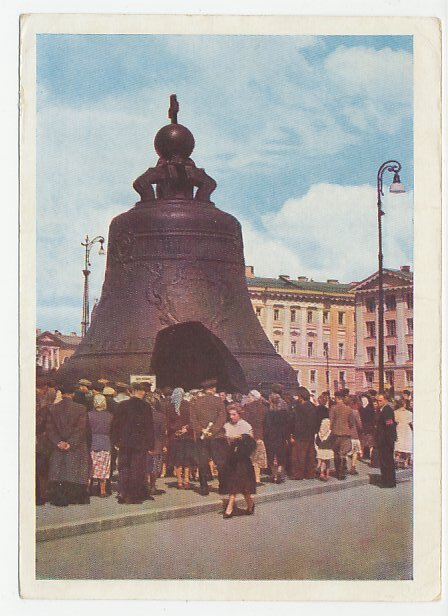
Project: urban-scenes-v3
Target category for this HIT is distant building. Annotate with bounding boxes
[246,266,356,396]
[353,266,413,392]
[36,330,81,372]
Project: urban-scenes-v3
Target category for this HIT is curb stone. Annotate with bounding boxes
[36,468,412,542]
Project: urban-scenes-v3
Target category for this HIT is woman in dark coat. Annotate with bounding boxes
[165,388,195,489]
[263,393,290,483]
[221,404,256,519]
[359,394,376,461]
[240,390,268,485]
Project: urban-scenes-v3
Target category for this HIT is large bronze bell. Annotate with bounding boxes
[59,96,298,393]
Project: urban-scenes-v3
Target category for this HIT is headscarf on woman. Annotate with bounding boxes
[318,417,331,442]
[171,387,185,415]
[93,393,107,411]
[249,389,262,400]
[269,393,282,409]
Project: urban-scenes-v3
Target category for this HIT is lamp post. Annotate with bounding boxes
[324,346,330,397]
[81,234,105,337]
[376,161,405,393]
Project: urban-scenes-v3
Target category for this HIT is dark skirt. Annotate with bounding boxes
[146,453,163,475]
[361,432,375,449]
[47,481,89,507]
[219,457,256,495]
[265,440,287,467]
[168,438,196,467]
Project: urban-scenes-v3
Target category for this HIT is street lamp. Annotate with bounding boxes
[376,160,405,393]
[81,234,105,337]
[324,346,330,397]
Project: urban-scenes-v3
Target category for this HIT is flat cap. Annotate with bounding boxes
[201,378,218,390]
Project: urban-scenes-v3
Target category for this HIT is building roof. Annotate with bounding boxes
[37,330,82,349]
[246,276,355,294]
[57,334,82,347]
[352,268,413,292]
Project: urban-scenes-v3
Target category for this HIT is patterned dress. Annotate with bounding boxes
[88,409,113,479]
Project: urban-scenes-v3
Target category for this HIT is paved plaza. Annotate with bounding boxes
[36,464,412,580]
[36,459,411,541]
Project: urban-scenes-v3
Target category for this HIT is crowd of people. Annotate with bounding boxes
[35,376,413,519]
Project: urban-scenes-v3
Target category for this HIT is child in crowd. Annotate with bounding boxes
[315,418,335,481]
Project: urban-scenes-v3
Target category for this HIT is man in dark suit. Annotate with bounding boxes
[375,393,398,488]
[111,382,155,504]
[46,383,91,506]
[315,391,330,427]
[289,387,320,480]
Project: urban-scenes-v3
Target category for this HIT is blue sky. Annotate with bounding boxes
[37,34,413,333]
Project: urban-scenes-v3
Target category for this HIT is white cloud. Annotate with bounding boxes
[324,46,412,135]
[324,46,412,102]
[240,218,303,277]
[36,39,413,331]
[256,183,413,283]
[37,41,413,190]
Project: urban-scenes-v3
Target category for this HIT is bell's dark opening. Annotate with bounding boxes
[150,322,248,393]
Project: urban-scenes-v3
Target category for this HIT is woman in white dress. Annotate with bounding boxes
[394,396,413,468]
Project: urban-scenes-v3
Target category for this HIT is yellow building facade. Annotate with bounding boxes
[246,267,356,396]
[353,267,413,392]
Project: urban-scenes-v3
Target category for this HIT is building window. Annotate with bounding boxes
[307,341,314,358]
[367,346,376,363]
[255,307,262,317]
[290,341,297,354]
[310,370,316,385]
[366,321,376,338]
[338,342,345,359]
[385,370,394,387]
[274,340,280,353]
[274,309,279,321]
[307,310,313,323]
[406,369,413,385]
[407,318,413,335]
[338,311,345,325]
[323,341,329,357]
[365,371,374,386]
[407,344,413,361]
[387,345,396,363]
[323,310,329,324]
[339,371,346,386]
[290,309,296,322]
[385,294,396,311]
[386,320,397,337]
[406,292,414,309]
[366,297,376,313]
